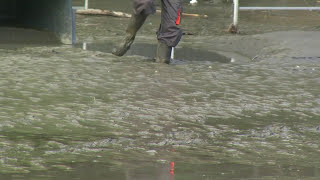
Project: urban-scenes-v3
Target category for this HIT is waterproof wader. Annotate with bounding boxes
[111,13,148,56]
[112,0,183,64]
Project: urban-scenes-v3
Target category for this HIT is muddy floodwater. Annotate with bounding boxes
[1,0,320,179]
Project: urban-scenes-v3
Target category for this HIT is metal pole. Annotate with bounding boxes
[85,0,89,10]
[72,8,77,44]
[83,42,87,50]
[239,7,320,11]
[233,0,239,27]
[171,47,175,60]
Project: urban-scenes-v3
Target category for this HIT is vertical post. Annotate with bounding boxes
[20,0,74,44]
[72,8,77,44]
[85,0,89,10]
[233,0,239,28]
[229,0,239,33]
[83,42,87,50]
[171,47,175,60]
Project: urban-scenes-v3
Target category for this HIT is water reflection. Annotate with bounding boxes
[0,27,60,45]
[76,42,231,64]
[1,161,319,180]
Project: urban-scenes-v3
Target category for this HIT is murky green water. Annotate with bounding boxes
[0,0,320,179]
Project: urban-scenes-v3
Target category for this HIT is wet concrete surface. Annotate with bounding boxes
[0,0,320,179]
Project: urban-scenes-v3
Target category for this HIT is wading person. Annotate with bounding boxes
[112,0,184,64]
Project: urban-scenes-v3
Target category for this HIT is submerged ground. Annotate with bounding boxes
[0,0,320,179]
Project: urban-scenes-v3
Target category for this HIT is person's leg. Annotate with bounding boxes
[156,0,183,63]
[112,0,156,56]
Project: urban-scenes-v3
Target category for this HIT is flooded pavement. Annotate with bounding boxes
[0,0,320,179]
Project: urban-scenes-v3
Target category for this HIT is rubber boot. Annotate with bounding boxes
[112,14,147,56]
[156,41,172,64]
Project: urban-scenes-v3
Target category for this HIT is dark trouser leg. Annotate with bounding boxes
[112,0,156,56]
[156,0,183,63]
